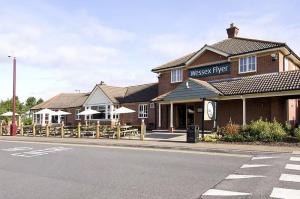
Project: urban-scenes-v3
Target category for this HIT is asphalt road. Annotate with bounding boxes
[0,140,299,199]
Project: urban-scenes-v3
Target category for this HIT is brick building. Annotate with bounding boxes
[152,24,300,131]
[83,82,158,129]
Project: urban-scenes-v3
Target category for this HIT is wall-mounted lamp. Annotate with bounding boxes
[271,53,278,61]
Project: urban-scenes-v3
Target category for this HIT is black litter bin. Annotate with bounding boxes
[187,125,199,143]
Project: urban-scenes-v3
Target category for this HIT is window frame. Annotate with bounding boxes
[170,68,183,83]
[238,55,257,74]
[75,109,81,120]
[138,104,148,118]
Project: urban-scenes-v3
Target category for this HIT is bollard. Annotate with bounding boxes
[33,123,36,137]
[77,122,81,138]
[61,122,64,138]
[46,123,49,137]
[20,123,24,136]
[116,123,120,139]
[0,121,2,136]
[140,119,145,141]
[96,121,100,139]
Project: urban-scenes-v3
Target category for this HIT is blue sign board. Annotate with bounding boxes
[188,62,231,78]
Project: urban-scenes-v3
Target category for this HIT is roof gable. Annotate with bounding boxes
[84,86,113,106]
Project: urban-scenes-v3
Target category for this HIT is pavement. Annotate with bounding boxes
[0,132,299,155]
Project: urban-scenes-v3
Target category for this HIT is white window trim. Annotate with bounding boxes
[238,56,257,74]
[138,104,148,118]
[75,109,81,120]
[170,68,183,83]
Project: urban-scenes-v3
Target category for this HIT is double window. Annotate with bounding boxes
[138,104,148,118]
[171,68,183,83]
[239,56,256,73]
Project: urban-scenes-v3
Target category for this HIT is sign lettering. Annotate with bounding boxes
[189,62,231,78]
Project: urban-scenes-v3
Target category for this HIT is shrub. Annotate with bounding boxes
[222,120,240,135]
[203,133,220,142]
[222,134,245,142]
[269,120,287,141]
[284,121,293,136]
[294,127,300,142]
[22,118,32,125]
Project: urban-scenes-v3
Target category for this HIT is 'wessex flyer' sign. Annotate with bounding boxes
[189,62,231,78]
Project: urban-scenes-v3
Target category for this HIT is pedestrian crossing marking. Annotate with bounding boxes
[241,164,271,168]
[285,164,300,171]
[270,187,300,199]
[226,174,265,179]
[279,174,300,183]
[202,189,251,196]
[290,157,300,162]
[252,156,274,160]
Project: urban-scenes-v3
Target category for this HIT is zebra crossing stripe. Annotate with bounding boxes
[292,151,300,155]
[202,189,251,196]
[285,164,300,171]
[270,187,300,199]
[279,174,300,183]
[252,156,274,160]
[241,164,271,168]
[226,174,265,179]
[290,157,300,162]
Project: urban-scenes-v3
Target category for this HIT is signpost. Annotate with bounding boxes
[10,57,17,136]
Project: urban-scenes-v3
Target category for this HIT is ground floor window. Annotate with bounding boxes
[138,104,148,118]
[85,104,119,120]
[75,109,80,120]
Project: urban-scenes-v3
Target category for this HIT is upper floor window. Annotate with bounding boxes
[239,56,256,73]
[138,104,148,118]
[171,68,183,83]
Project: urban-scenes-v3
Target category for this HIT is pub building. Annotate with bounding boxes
[152,24,300,132]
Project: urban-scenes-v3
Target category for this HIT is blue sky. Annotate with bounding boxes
[0,0,300,101]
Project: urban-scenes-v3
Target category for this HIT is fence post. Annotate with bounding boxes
[0,121,2,136]
[46,123,49,137]
[32,123,36,137]
[20,123,24,136]
[116,123,120,139]
[140,119,146,141]
[61,122,64,138]
[96,121,100,139]
[77,122,81,138]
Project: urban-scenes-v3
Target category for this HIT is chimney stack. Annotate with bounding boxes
[226,23,239,38]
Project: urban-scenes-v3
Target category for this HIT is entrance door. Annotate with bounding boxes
[187,105,195,126]
[177,104,186,129]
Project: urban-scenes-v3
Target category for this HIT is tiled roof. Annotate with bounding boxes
[210,37,285,56]
[31,93,89,110]
[152,37,286,72]
[98,83,158,103]
[210,70,300,96]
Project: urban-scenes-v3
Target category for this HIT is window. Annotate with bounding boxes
[171,68,183,83]
[113,105,119,119]
[239,56,256,73]
[75,109,80,120]
[138,104,148,118]
[284,58,289,71]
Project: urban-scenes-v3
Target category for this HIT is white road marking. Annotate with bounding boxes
[252,156,274,160]
[241,164,271,168]
[290,157,300,162]
[226,174,265,179]
[10,147,72,158]
[292,151,300,155]
[279,174,300,183]
[285,164,300,171]
[270,187,300,199]
[202,189,251,196]
[2,147,33,152]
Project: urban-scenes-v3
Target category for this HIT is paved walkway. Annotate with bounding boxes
[0,132,299,155]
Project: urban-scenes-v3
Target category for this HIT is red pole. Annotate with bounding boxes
[10,57,17,136]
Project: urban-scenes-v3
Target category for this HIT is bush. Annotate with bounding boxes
[222,120,240,135]
[294,127,300,142]
[269,120,287,141]
[222,134,245,142]
[284,121,293,136]
[203,133,220,142]
[22,118,32,125]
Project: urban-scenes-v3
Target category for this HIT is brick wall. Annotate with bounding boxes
[120,102,156,129]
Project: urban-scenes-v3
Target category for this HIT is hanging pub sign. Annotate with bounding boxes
[204,101,216,121]
[188,62,231,78]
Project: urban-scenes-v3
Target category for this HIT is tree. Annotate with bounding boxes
[36,98,44,105]
[25,97,37,108]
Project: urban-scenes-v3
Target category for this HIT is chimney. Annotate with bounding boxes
[226,23,239,38]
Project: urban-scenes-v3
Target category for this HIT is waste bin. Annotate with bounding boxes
[186,125,199,143]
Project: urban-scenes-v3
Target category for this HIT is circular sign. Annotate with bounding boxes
[207,102,214,119]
